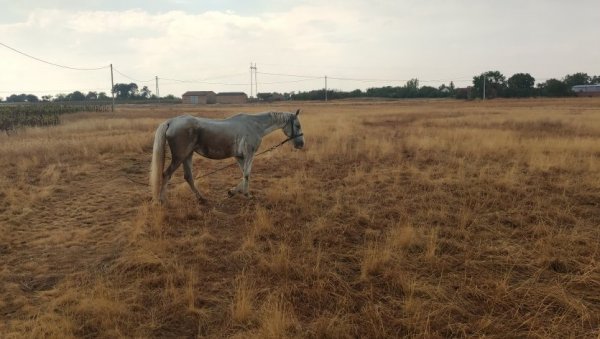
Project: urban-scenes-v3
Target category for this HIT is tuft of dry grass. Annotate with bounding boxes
[231,272,255,324]
[1,99,599,338]
[256,295,298,338]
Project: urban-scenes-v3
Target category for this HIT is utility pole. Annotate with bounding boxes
[110,63,115,112]
[325,75,328,101]
[155,76,160,102]
[254,63,258,97]
[482,74,486,100]
[249,63,258,98]
[250,62,254,98]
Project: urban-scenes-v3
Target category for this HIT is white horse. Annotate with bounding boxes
[150,109,304,204]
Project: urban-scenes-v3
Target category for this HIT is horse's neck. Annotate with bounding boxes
[256,112,289,137]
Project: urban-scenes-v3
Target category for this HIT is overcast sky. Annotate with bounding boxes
[1,0,598,97]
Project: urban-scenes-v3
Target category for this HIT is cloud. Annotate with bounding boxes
[1,1,599,97]
[0,4,372,95]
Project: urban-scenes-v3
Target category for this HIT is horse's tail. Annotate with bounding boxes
[150,121,169,203]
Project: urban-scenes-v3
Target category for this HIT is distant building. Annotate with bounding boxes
[216,92,248,104]
[182,91,216,104]
[572,84,600,97]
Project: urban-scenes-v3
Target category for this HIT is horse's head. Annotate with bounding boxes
[284,109,305,149]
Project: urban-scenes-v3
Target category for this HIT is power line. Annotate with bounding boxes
[112,68,155,83]
[200,72,248,81]
[328,75,470,83]
[0,41,109,71]
[160,77,318,87]
[258,70,469,84]
[255,61,412,72]
[159,72,252,86]
[159,73,247,83]
[0,88,108,94]
[160,77,248,86]
[257,71,322,79]
[261,78,319,85]
[0,43,479,97]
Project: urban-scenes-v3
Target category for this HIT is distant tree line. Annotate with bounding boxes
[2,72,598,103]
[290,79,456,101]
[466,71,600,99]
[0,83,179,103]
[287,72,600,101]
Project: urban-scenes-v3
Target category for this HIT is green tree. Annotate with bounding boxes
[506,73,535,97]
[257,93,273,101]
[472,71,506,99]
[98,92,109,100]
[405,78,419,97]
[25,94,39,102]
[139,86,152,99]
[418,86,439,98]
[539,79,571,97]
[563,73,590,88]
[6,94,27,102]
[85,91,98,100]
[366,86,400,98]
[454,87,472,100]
[438,82,455,97]
[405,78,419,89]
[112,83,139,99]
[66,91,86,101]
[349,89,363,97]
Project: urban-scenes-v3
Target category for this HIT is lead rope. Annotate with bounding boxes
[195,117,302,180]
[194,133,302,179]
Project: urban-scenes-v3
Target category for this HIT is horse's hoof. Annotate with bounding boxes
[244,193,254,199]
[197,197,209,205]
[227,190,236,197]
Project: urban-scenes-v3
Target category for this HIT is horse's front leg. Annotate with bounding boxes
[228,157,245,197]
[228,155,254,198]
[241,155,254,198]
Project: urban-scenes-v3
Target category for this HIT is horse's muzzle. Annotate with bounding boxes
[294,139,304,149]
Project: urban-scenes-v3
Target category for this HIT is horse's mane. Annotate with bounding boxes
[268,112,293,126]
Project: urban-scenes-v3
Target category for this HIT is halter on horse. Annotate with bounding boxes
[150,109,305,204]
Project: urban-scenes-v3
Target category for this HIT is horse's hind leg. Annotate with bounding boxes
[160,157,183,203]
[183,155,207,204]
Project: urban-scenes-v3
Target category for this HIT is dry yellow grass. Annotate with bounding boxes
[1,98,599,338]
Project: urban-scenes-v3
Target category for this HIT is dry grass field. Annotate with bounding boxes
[1,98,599,338]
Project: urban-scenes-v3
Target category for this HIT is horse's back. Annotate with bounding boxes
[166,115,241,160]
[166,115,221,136]
[170,114,248,128]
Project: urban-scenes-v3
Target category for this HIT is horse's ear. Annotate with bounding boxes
[295,109,300,116]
